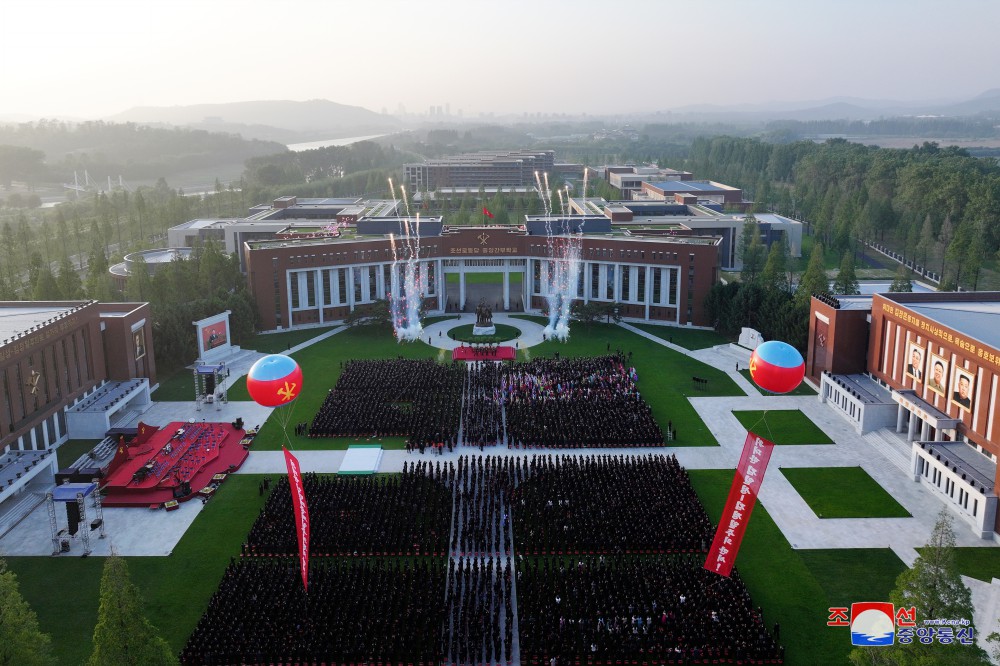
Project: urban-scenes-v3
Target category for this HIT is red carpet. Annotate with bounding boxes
[452,346,515,361]
[101,422,249,507]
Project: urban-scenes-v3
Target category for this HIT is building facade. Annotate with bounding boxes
[404,150,555,192]
[0,301,156,454]
[244,225,720,331]
[808,292,1000,539]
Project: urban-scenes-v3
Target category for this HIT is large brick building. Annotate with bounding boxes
[808,292,1000,539]
[244,223,720,331]
[404,150,555,192]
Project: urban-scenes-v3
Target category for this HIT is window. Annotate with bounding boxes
[652,268,661,304]
[606,264,615,300]
[290,271,300,308]
[591,263,600,298]
[636,267,646,302]
[622,266,631,301]
[306,272,316,307]
[324,269,333,305]
[668,269,678,305]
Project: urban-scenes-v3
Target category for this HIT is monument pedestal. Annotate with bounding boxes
[473,325,496,336]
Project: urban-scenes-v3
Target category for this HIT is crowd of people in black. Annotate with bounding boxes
[512,454,713,555]
[308,354,663,451]
[444,556,514,665]
[451,455,516,555]
[461,362,505,448]
[181,558,447,665]
[501,355,663,448]
[517,555,783,664]
[243,463,452,556]
[187,455,783,664]
[309,359,463,452]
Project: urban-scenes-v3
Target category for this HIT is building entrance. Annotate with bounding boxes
[443,265,525,313]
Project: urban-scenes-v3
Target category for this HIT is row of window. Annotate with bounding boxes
[919,456,979,517]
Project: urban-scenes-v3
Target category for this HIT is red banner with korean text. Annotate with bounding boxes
[704,432,775,577]
[283,447,311,591]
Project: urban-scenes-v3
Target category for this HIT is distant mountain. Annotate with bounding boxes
[658,90,1000,122]
[107,99,401,141]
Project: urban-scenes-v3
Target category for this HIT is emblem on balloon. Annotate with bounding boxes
[246,355,303,407]
[748,341,805,394]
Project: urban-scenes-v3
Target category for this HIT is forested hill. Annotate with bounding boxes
[0,120,287,182]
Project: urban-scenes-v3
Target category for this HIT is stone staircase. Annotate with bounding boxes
[863,429,913,475]
[0,490,46,540]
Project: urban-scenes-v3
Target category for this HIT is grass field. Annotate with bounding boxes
[732,409,835,445]
[739,369,818,396]
[6,320,927,664]
[919,546,1000,583]
[690,469,873,666]
[630,323,732,350]
[444,272,522,284]
[55,439,102,468]
[447,323,521,343]
[513,316,745,446]
[781,467,912,519]
[6,474,270,666]
[153,326,341,401]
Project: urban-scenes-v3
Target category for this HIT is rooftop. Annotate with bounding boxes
[647,181,735,193]
[0,303,83,341]
[904,300,1000,351]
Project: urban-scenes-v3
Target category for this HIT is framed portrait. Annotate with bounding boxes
[950,366,975,413]
[926,353,948,397]
[134,329,146,360]
[904,342,925,382]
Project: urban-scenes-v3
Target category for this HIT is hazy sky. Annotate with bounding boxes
[4,0,999,119]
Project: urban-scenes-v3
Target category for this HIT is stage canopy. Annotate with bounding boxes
[52,482,97,502]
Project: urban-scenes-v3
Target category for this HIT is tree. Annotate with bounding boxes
[915,214,934,268]
[796,243,829,305]
[760,237,790,292]
[850,510,989,665]
[889,264,913,293]
[737,217,766,283]
[0,558,55,665]
[832,251,860,295]
[31,264,60,300]
[88,554,177,666]
[344,299,392,328]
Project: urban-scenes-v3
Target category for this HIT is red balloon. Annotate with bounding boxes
[246,355,303,407]
[749,341,805,394]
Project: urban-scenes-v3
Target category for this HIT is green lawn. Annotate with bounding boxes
[421,315,460,327]
[444,272,522,284]
[6,474,270,666]
[919,546,1000,583]
[799,548,907,609]
[447,323,521,343]
[55,439,102,468]
[513,315,745,446]
[689,469,861,666]
[781,467,911,519]
[630,322,732,350]
[739,369,818,396]
[261,435,409,452]
[153,326,342,401]
[732,409,835,445]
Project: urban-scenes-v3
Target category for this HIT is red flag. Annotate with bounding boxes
[283,447,311,591]
[482,206,494,219]
[704,432,775,577]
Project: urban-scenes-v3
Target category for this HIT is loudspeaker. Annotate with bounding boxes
[205,375,216,393]
[66,504,80,536]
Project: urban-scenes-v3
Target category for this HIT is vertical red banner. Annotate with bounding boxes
[282,447,311,591]
[704,432,775,577]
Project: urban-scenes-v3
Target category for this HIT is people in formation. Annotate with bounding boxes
[242,464,452,557]
[183,455,783,663]
[309,354,662,451]
[517,555,783,663]
[309,359,463,453]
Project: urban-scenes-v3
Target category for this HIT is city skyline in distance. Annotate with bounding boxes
[3,0,999,121]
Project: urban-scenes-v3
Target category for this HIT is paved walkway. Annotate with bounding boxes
[7,319,999,649]
[420,313,547,351]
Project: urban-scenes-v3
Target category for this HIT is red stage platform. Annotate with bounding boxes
[100,421,250,507]
[452,346,515,362]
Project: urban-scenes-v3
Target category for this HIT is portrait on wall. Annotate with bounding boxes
[134,330,146,360]
[904,342,924,382]
[951,366,975,412]
[926,353,948,397]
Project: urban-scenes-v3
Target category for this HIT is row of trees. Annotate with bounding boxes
[1,554,176,665]
[682,136,1000,290]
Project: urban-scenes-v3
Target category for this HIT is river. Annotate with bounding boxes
[286,133,389,152]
